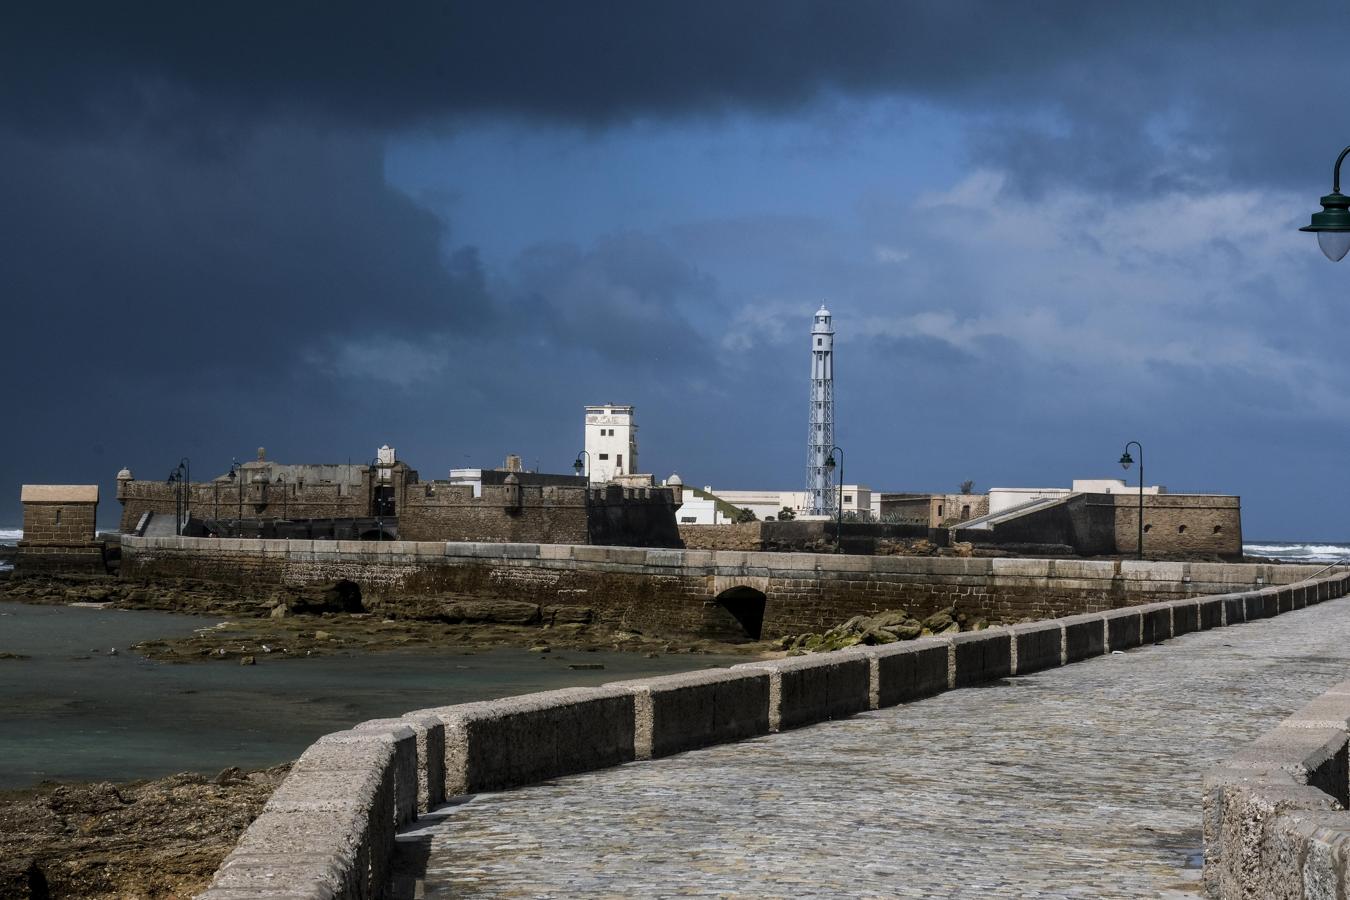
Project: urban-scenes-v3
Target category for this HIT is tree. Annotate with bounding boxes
[959,480,975,495]
[733,507,758,524]
[778,506,796,521]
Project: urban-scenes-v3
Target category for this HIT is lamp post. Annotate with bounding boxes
[1301,145,1350,261]
[572,450,591,482]
[226,459,242,534]
[1119,442,1144,561]
[824,446,844,554]
[165,457,189,536]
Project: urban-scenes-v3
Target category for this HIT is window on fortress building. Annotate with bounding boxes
[1178,525,1187,534]
[598,453,609,460]
[1144,524,1152,533]
[1213,525,1223,534]
[617,454,623,469]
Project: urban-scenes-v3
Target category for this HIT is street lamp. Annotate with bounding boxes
[1301,145,1350,261]
[823,446,844,554]
[573,450,591,482]
[1119,442,1144,561]
[165,457,189,536]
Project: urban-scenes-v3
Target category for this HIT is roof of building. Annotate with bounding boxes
[21,484,99,503]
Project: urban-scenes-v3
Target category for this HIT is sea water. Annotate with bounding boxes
[1243,541,1350,563]
[0,601,739,789]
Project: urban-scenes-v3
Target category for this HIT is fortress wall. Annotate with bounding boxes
[198,569,1350,899]
[121,537,1333,639]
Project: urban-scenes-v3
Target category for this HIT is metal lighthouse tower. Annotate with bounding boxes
[806,304,836,515]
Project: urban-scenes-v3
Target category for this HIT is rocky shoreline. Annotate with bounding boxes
[0,575,774,663]
[0,765,287,900]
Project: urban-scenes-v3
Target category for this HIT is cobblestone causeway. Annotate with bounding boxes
[396,599,1350,899]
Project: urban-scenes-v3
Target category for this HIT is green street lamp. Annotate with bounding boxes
[1119,442,1144,561]
[1301,146,1350,261]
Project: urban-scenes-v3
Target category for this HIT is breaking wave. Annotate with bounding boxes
[1244,542,1350,563]
[0,528,20,545]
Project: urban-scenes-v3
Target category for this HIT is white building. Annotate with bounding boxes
[583,404,638,484]
[677,485,874,524]
[987,479,1164,515]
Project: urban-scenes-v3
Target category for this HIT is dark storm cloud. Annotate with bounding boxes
[4,2,1345,190]
[0,127,486,381]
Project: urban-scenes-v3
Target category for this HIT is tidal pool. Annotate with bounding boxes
[0,601,739,788]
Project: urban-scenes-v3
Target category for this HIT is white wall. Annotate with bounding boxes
[584,405,638,483]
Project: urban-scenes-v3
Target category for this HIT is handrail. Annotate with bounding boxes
[1307,557,1350,579]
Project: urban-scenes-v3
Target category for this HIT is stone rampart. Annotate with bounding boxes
[197,568,1350,898]
[125,536,1333,641]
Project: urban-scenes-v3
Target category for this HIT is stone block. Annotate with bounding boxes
[490,543,537,559]
[306,726,417,827]
[732,650,870,732]
[1203,769,1340,900]
[434,687,635,794]
[1103,608,1141,651]
[858,639,950,708]
[1008,621,1063,676]
[1240,590,1269,622]
[945,628,1012,688]
[607,668,770,759]
[1228,726,1349,806]
[989,558,1054,578]
[354,718,438,818]
[1138,603,1172,644]
[1218,593,1245,626]
[1283,695,1350,733]
[1291,584,1308,610]
[1171,600,1199,636]
[1059,613,1105,663]
[643,549,685,568]
[208,851,352,899]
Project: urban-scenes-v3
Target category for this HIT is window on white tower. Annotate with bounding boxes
[598,454,609,460]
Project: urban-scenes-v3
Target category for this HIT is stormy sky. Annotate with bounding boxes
[4,2,1350,538]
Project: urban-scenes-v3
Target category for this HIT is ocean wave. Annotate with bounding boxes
[1245,542,1350,562]
[0,528,20,545]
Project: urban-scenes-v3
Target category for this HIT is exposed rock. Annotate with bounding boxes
[438,598,541,626]
[543,605,593,625]
[239,655,256,666]
[283,581,364,615]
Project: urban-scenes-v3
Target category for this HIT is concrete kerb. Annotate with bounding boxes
[1137,603,1173,645]
[606,668,771,759]
[429,687,636,795]
[1058,613,1107,664]
[732,651,870,732]
[854,638,950,708]
[1007,621,1063,676]
[943,628,1012,687]
[1103,607,1142,651]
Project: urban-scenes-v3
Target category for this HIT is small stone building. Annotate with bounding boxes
[16,484,107,574]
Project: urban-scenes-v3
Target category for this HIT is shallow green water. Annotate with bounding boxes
[0,601,738,788]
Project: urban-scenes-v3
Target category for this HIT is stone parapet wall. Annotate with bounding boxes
[678,522,764,551]
[1203,677,1350,897]
[198,566,1350,898]
[125,537,1336,642]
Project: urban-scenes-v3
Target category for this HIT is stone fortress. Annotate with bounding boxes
[113,441,682,549]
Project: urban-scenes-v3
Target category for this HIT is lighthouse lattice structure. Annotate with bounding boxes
[806,304,836,515]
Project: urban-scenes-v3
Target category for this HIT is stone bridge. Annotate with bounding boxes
[121,535,1320,639]
[190,565,1350,898]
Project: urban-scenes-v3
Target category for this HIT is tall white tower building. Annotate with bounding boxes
[806,305,836,515]
[584,404,638,483]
